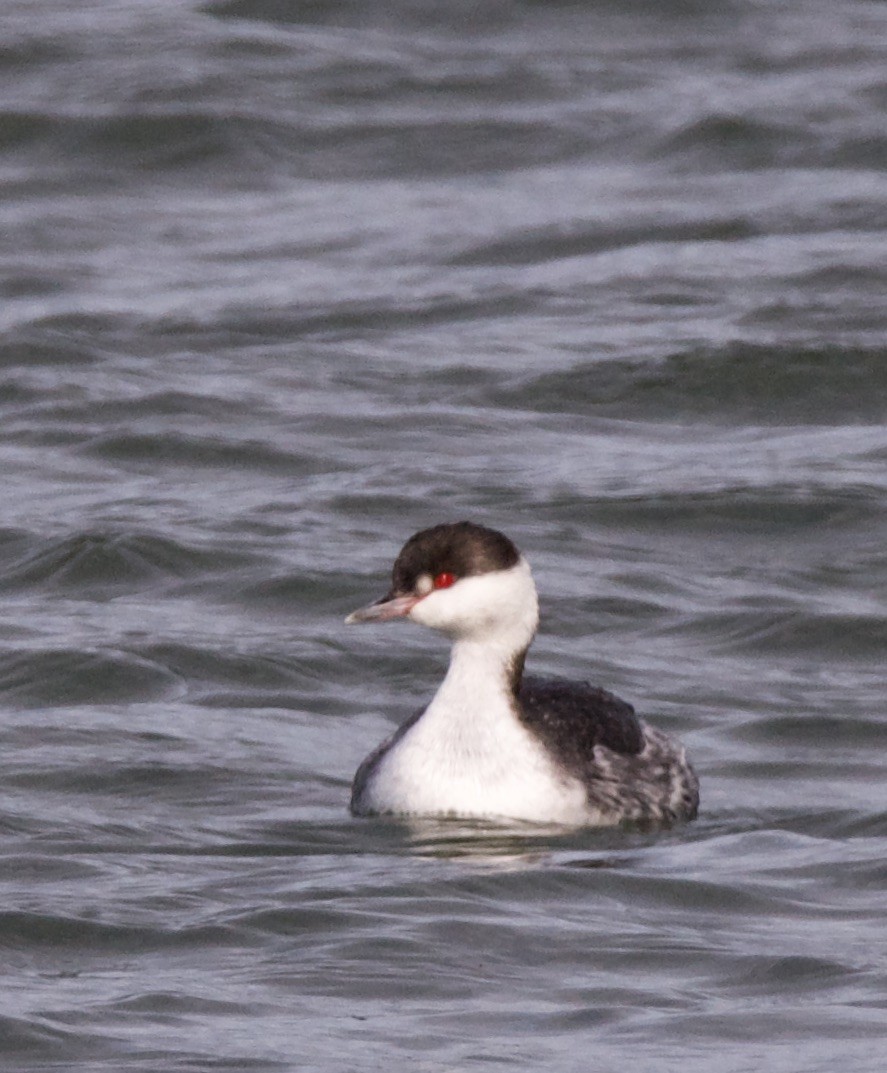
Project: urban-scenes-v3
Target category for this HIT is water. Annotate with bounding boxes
[2,0,886,1068]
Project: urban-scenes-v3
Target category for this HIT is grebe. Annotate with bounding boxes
[346,522,698,826]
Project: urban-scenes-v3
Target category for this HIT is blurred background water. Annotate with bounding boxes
[1,0,886,1069]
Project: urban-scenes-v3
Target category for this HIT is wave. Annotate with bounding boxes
[0,908,236,953]
[488,342,887,425]
[0,327,98,367]
[0,1013,107,1065]
[79,430,339,476]
[0,648,178,707]
[449,216,758,268]
[0,106,599,183]
[0,530,256,595]
[687,608,887,660]
[657,112,887,172]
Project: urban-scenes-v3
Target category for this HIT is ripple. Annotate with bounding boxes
[0,648,178,707]
[537,485,884,534]
[0,530,255,595]
[657,114,818,170]
[5,760,250,800]
[731,714,887,749]
[194,292,542,342]
[693,609,887,659]
[0,328,97,367]
[1,106,596,183]
[135,641,306,691]
[80,431,338,476]
[449,215,757,268]
[0,909,241,954]
[0,108,241,176]
[489,343,887,425]
[0,1014,108,1063]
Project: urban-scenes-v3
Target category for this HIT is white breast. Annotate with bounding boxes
[357,638,589,824]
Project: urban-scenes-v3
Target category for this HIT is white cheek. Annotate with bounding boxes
[408,558,538,646]
[409,581,482,632]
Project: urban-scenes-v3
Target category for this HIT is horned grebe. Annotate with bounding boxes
[346,522,698,826]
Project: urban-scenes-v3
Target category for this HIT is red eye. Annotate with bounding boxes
[433,572,456,590]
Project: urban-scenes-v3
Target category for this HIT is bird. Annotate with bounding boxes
[345,521,698,827]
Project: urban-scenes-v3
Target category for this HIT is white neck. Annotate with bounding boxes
[419,636,524,754]
[362,617,586,822]
[368,637,541,816]
[403,556,540,767]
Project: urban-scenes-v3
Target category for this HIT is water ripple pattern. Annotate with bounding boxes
[1,1,886,1070]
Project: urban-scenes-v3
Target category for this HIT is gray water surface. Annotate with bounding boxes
[1,1,886,1069]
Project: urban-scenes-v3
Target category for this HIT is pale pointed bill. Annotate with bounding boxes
[345,593,420,624]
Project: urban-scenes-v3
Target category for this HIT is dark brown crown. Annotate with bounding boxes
[390,522,520,595]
